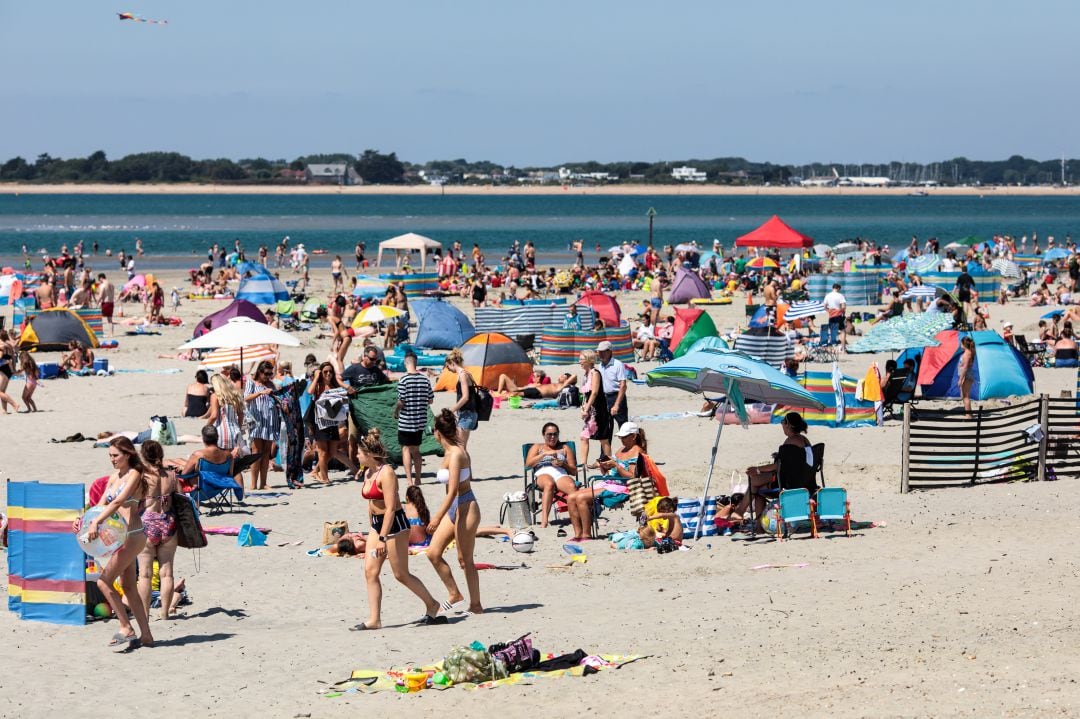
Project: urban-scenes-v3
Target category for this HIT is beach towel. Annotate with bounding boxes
[348,383,444,465]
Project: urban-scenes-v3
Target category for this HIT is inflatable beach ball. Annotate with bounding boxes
[511,531,536,553]
[759,503,781,536]
[76,506,128,561]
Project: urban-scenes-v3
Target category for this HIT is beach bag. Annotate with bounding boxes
[443,645,507,685]
[149,415,178,446]
[172,493,207,549]
[237,523,267,547]
[489,634,539,674]
[314,387,348,429]
[677,497,719,537]
[639,453,669,497]
[322,520,350,545]
[474,386,494,421]
[625,474,658,517]
[557,385,582,408]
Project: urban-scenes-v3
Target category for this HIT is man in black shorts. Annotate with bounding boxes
[394,353,433,486]
[955,264,975,324]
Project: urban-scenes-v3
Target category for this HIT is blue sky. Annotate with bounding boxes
[0,1,1076,166]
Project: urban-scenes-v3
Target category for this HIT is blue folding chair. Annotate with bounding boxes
[185,458,245,514]
[815,487,852,537]
[778,488,817,541]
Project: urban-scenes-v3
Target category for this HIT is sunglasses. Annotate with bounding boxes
[544,432,559,438]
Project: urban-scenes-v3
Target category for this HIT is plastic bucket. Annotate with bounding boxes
[508,396,521,409]
[492,396,503,409]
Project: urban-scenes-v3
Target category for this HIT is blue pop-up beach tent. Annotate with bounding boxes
[917,330,1033,400]
[236,275,289,305]
[412,298,476,349]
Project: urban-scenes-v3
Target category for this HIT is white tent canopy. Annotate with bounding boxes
[376,233,442,270]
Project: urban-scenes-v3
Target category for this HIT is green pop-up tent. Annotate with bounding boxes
[669,307,719,358]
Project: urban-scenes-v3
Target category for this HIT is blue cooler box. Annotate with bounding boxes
[38,362,60,379]
[93,358,109,373]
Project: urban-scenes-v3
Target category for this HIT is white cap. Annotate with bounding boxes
[1003,321,1013,328]
[597,340,613,352]
[616,422,640,437]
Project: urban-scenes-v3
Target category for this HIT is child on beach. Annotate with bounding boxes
[19,352,38,412]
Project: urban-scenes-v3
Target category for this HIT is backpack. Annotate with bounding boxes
[557,385,582,408]
[474,385,494,421]
[172,493,207,549]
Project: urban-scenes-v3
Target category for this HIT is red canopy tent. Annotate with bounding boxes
[735,215,814,249]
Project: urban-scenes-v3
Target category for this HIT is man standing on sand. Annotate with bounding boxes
[823,283,847,348]
[597,340,628,450]
[763,276,779,323]
[97,273,115,335]
[395,353,433,486]
[35,276,55,310]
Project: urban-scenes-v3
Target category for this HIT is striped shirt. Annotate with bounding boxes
[397,372,433,432]
[245,379,281,441]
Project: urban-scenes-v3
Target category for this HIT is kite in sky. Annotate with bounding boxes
[117,12,168,24]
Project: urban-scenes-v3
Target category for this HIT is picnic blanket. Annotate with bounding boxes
[323,653,643,695]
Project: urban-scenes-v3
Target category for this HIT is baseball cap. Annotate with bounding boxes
[596,340,613,352]
[616,422,640,437]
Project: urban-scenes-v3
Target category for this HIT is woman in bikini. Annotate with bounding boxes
[352,428,443,630]
[405,485,432,546]
[958,336,976,418]
[525,421,578,529]
[136,440,179,620]
[0,329,19,413]
[75,436,155,650]
[426,409,483,615]
[18,352,38,412]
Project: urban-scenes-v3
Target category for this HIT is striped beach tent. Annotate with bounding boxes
[7,481,87,625]
[236,275,289,305]
[458,332,532,388]
[475,305,596,337]
[539,326,634,364]
[771,369,877,428]
[380,272,439,296]
[732,330,793,369]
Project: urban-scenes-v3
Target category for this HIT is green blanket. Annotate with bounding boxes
[349,382,444,465]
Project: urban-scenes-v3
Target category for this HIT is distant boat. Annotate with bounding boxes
[909,190,929,197]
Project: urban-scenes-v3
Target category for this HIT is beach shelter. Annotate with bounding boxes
[376,233,442,270]
[574,291,622,328]
[670,307,719,358]
[668,267,712,304]
[7,481,87,625]
[917,330,1033,400]
[735,215,815,249]
[18,308,99,351]
[236,274,289,305]
[539,325,635,364]
[353,275,391,299]
[412,298,475,349]
[236,261,274,278]
[772,367,877,428]
[437,332,531,389]
[684,335,730,354]
[193,299,266,338]
[732,328,794,369]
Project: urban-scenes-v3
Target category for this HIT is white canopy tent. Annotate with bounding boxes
[376,232,442,270]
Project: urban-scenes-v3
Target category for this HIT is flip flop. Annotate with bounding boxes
[349,623,379,631]
[108,633,137,651]
[440,599,467,614]
[556,528,567,537]
[416,614,448,626]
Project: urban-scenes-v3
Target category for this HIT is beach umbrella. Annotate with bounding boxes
[832,242,859,255]
[813,244,832,258]
[782,300,826,321]
[891,247,911,262]
[990,258,1021,278]
[905,254,940,275]
[179,317,300,361]
[352,275,390,299]
[607,245,626,255]
[847,313,949,354]
[352,304,405,328]
[236,274,290,305]
[123,274,146,292]
[459,332,531,388]
[199,344,277,370]
[955,235,985,246]
[674,243,698,253]
[745,257,779,270]
[900,285,940,301]
[1041,309,1065,320]
[646,348,824,539]
[1044,247,1071,261]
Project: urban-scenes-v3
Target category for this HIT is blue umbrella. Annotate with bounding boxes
[646,348,824,539]
[236,275,289,305]
[1044,247,1071,261]
[905,254,940,275]
[1042,309,1065,320]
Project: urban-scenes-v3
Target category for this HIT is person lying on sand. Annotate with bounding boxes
[495,372,576,400]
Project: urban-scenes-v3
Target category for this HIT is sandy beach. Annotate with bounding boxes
[2,266,1079,718]
[4,182,1080,197]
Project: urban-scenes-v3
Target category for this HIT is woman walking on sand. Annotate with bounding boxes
[136,441,179,621]
[351,428,444,630]
[0,330,20,413]
[426,409,482,616]
[18,351,37,413]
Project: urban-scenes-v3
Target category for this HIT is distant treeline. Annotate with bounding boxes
[0,150,1076,186]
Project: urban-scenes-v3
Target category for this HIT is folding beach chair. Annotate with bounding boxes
[750,444,818,538]
[521,441,580,525]
[815,487,852,537]
[777,488,817,541]
[185,458,247,515]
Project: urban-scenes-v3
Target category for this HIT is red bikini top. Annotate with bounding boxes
[361,477,383,501]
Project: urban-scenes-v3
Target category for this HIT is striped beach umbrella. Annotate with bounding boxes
[745,256,779,270]
[460,332,531,388]
[905,254,940,275]
[236,275,289,305]
[990,258,1021,278]
[900,285,940,301]
[200,344,277,369]
[352,304,404,328]
[782,300,826,321]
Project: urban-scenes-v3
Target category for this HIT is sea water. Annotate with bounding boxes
[1,193,1079,268]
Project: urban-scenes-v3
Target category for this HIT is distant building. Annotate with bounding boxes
[672,166,707,182]
[305,163,362,186]
[559,167,614,182]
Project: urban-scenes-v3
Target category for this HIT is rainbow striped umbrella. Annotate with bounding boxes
[745,257,780,270]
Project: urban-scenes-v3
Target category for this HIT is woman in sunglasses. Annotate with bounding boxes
[524,422,578,529]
